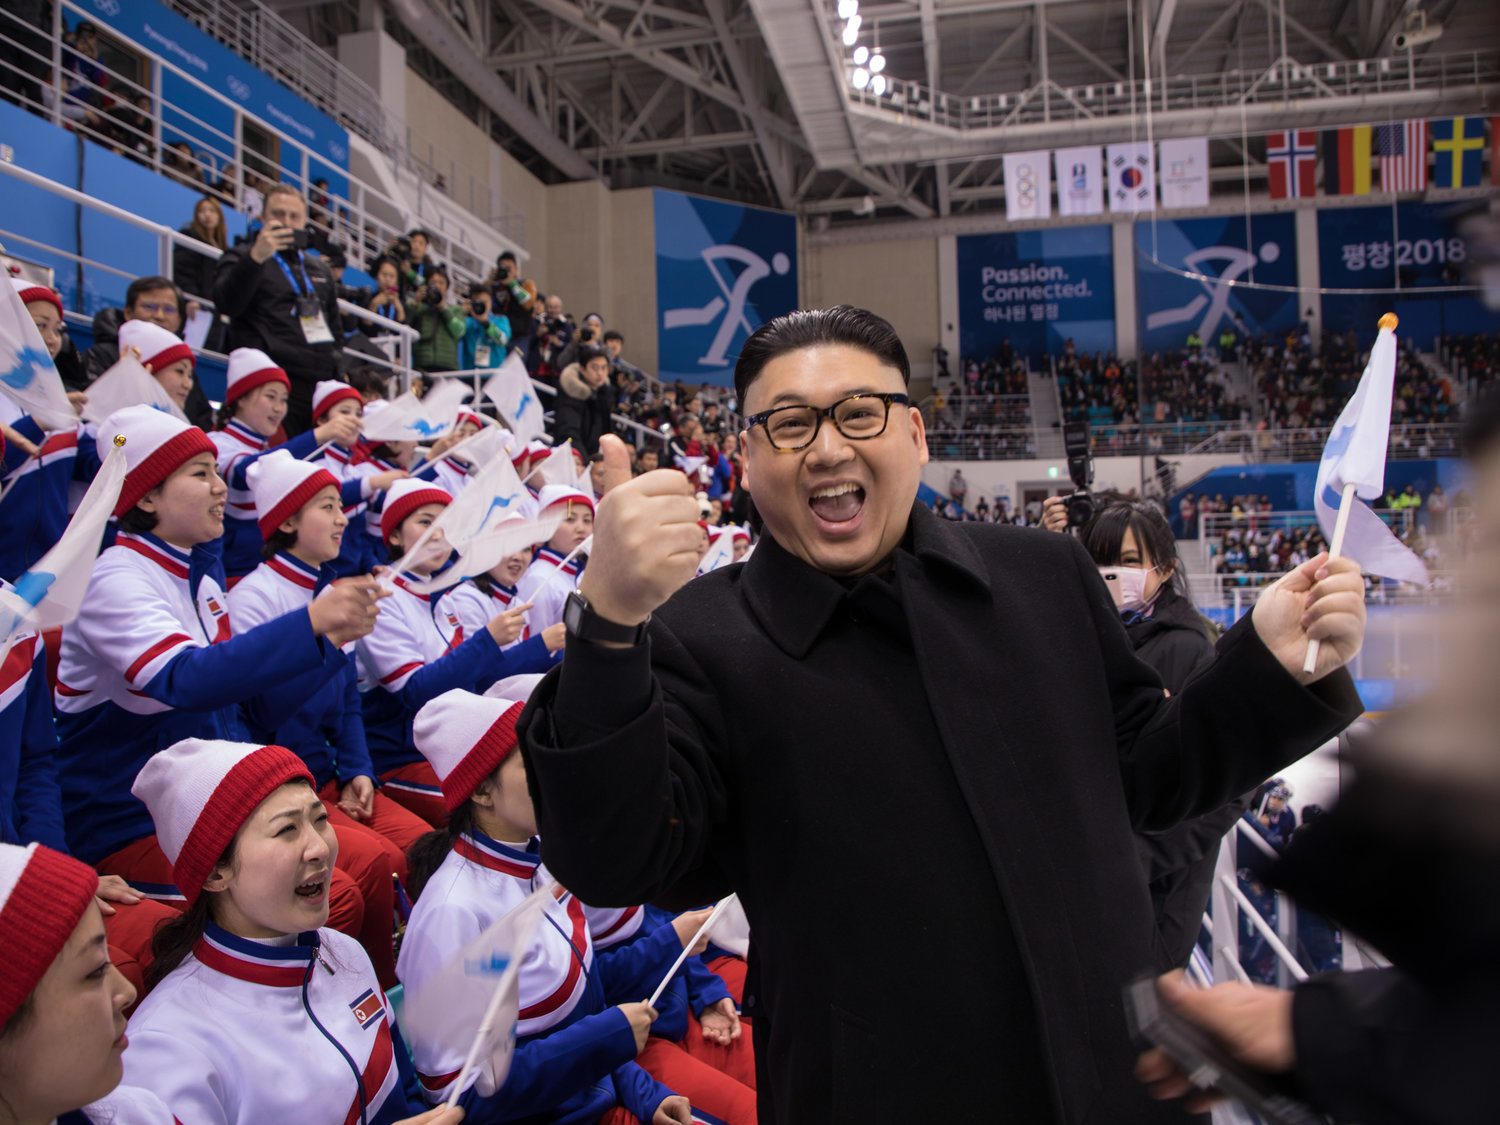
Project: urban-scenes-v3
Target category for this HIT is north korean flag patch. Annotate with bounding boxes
[349,987,386,1030]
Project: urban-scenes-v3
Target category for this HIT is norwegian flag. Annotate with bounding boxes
[1375,120,1428,193]
[1266,130,1317,198]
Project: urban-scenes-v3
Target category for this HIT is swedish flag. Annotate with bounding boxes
[1430,117,1486,188]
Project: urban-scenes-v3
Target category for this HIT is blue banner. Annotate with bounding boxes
[653,190,797,387]
[1318,202,1496,349]
[72,0,349,183]
[956,225,1114,362]
[1135,213,1299,353]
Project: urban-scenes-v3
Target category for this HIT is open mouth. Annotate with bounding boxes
[295,876,328,901]
[208,504,225,520]
[808,481,866,529]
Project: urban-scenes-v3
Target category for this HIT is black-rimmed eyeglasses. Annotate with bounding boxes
[744,392,911,452]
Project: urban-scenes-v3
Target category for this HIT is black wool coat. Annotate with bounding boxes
[519,504,1361,1123]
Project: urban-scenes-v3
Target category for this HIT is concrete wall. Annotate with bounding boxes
[401,69,495,222]
[803,237,941,388]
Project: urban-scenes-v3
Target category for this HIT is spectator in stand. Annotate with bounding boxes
[949,468,968,508]
[161,141,204,191]
[364,255,405,326]
[1217,327,1238,361]
[105,92,153,164]
[79,275,214,429]
[171,196,225,352]
[551,346,617,459]
[409,268,464,374]
[556,311,605,372]
[62,21,105,111]
[214,184,343,435]
[459,284,511,370]
[527,294,575,382]
[1427,482,1450,535]
[486,251,537,352]
[401,228,440,299]
[603,328,645,380]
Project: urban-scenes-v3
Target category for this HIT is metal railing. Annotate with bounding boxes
[0,158,417,375]
[13,4,507,291]
[846,48,1500,132]
[1186,422,1464,462]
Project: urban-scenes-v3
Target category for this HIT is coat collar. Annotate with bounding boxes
[741,502,991,660]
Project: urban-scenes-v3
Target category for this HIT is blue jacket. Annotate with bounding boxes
[0,419,101,582]
[0,622,65,850]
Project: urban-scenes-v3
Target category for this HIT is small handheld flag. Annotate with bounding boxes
[1305,312,1427,673]
[483,352,548,447]
[0,281,76,431]
[646,897,734,1009]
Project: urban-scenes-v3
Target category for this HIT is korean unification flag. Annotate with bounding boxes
[82,353,186,424]
[0,438,127,647]
[1002,151,1052,221]
[0,280,76,430]
[401,885,550,1102]
[1107,142,1155,213]
[1314,318,1428,586]
[360,380,469,442]
[483,352,548,448]
[1054,146,1104,216]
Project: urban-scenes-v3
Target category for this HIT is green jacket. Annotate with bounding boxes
[412,302,466,371]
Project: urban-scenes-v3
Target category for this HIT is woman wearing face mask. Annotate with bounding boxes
[121,738,465,1125]
[1078,499,1250,970]
[0,841,176,1125]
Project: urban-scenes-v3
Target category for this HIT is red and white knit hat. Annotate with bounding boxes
[536,484,594,516]
[131,738,314,905]
[118,319,194,373]
[104,404,216,517]
[413,689,526,812]
[0,842,101,1025]
[312,379,362,422]
[224,347,291,408]
[11,276,63,317]
[455,407,487,430]
[380,477,452,544]
[246,449,341,538]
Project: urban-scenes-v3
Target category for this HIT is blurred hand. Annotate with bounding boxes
[540,622,565,653]
[1135,972,1295,1111]
[309,577,388,646]
[652,1097,692,1125]
[486,603,532,647]
[698,998,741,1046]
[578,435,701,628]
[617,1002,659,1054]
[670,907,715,956]
[1,424,39,457]
[67,391,88,417]
[338,775,376,821]
[314,413,362,450]
[368,468,408,493]
[1251,553,1366,684]
[1040,495,1068,533]
[251,221,295,264]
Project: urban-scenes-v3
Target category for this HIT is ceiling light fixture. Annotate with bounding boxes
[842,15,862,46]
[837,0,858,19]
[853,45,869,65]
[852,66,870,89]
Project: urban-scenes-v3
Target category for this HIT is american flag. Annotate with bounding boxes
[1375,120,1428,192]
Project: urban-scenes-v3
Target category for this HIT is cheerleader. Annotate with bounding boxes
[53,407,381,905]
[120,738,462,1125]
[515,485,594,635]
[422,408,486,497]
[115,320,196,415]
[0,841,177,1125]
[305,381,407,579]
[399,689,723,1125]
[0,279,98,582]
[432,518,565,659]
[208,349,364,583]
[355,480,553,826]
[228,449,429,987]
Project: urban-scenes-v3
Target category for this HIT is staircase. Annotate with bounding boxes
[1027,363,1064,459]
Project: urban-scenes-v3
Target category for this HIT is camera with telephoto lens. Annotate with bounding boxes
[495,262,512,280]
[469,299,487,317]
[423,287,444,307]
[579,326,596,343]
[1062,420,1095,528]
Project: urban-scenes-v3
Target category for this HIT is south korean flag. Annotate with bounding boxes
[1107,142,1155,213]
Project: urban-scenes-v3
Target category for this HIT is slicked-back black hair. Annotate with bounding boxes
[733,306,909,407]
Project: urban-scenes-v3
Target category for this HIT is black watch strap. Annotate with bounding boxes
[564,590,649,645]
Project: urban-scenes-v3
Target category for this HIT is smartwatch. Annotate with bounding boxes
[563,590,649,646]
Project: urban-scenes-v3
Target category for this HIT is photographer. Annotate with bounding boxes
[460,284,512,370]
[526,293,574,381]
[556,311,604,372]
[486,250,537,345]
[602,328,645,381]
[409,267,466,373]
[213,184,341,434]
[552,344,617,458]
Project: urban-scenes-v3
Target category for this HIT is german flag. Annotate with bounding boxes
[1323,125,1372,195]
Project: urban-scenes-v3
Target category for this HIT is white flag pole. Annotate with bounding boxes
[646,898,733,1009]
[532,534,592,596]
[302,439,336,462]
[414,427,486,473]
[1301,481,1358,676]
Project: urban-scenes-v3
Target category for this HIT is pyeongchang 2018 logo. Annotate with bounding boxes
[92,0,122,17]
[226,76,251,102]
